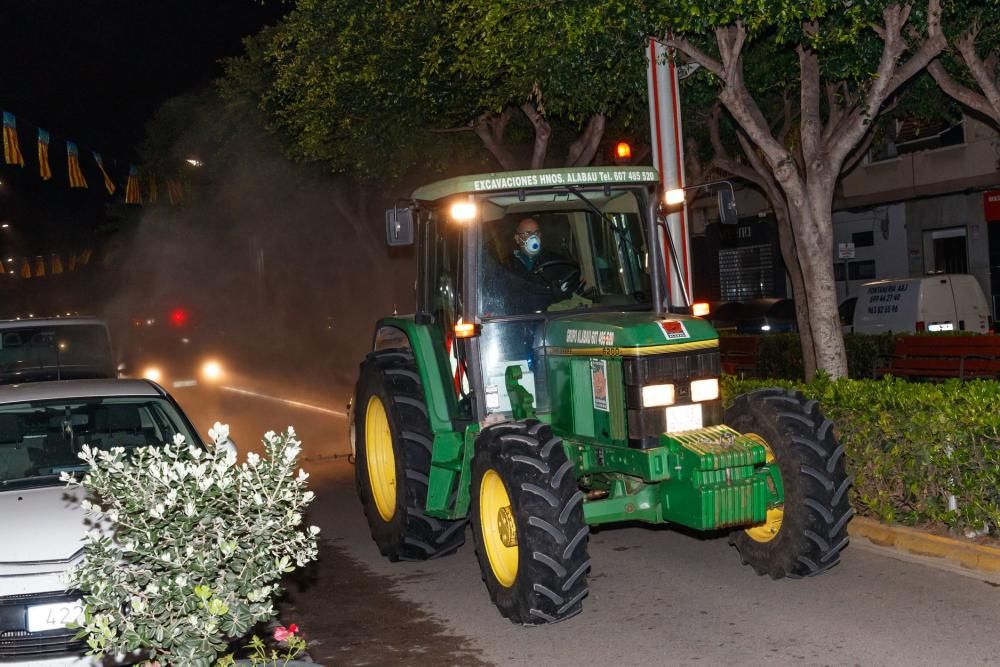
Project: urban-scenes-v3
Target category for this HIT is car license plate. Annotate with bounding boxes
[665,403,703,433]
[26,601,84,632]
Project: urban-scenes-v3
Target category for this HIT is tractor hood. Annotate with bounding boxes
[544,312,718,353]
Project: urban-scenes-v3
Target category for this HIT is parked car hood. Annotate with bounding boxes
[0,484,87,565]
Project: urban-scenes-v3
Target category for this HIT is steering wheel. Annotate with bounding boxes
[531,259,585,295]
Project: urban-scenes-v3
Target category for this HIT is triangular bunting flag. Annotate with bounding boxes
[125,165,142,204]
[20,258,31,279]
[3,112,24,167]
[34,257,45,278]
[92,152,115,195]
[67,142,87,188]
[51,255,63,275]
[37,129,52,180]
[148,176,158,203]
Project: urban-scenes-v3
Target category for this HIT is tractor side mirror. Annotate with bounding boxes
[717,188,738,225]
[385,207,414,246]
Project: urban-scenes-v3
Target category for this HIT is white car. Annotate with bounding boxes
[0,379,202,666]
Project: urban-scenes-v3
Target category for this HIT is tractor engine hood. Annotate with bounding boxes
[543,312,718,355]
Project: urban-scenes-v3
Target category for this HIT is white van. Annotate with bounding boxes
[846,274,992,335]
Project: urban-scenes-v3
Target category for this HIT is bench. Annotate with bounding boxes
[877,335,1000,380]
[720,336,758,376]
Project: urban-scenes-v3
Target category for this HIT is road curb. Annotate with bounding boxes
[849,516,1000,574]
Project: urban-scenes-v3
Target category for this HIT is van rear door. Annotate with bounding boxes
[920,276,958,332]
[948,275,990,333]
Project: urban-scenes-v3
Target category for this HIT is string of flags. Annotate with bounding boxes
[0,249,93,280]
[0,108,189,206]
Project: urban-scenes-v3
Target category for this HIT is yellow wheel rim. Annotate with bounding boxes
[365,396,397,522]
[744,433,784,543]
[479,469,519,587]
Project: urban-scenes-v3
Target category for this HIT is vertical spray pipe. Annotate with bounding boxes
[646,38,692,309]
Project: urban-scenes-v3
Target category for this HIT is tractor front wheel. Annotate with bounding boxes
[726,389,853,578]
[354,350,467,561]
[471,420,590,624]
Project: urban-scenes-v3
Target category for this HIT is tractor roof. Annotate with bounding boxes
[411,165,660,202]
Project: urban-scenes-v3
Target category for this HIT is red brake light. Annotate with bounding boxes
[170,308,189,327]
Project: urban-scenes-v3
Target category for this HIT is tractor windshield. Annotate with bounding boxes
[472,186,653,416]
[476,187,652,319]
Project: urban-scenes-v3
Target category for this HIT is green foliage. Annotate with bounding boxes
[724,376,1000,536]
[65,425,320,666]
[222,0,659,180]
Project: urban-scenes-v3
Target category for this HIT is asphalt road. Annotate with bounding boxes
[175,375,1000,667]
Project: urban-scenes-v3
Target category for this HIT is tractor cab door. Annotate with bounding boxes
[417,209,474,419]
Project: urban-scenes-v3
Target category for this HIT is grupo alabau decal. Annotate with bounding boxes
[566,328,615,346]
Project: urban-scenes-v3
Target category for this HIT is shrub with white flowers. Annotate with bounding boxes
[64,424,320,667]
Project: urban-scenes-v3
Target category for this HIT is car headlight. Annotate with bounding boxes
[690,378,720,402]
[200,360,224,382]
[142,366,163,383]
[642,383,675,408]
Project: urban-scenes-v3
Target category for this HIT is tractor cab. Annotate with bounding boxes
[390,166,697,424]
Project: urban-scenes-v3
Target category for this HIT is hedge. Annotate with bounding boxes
[723,375,1000,537]
[737,333,898,380]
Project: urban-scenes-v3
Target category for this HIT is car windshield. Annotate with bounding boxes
[0,324,114,384]
[0,395,199,487]
[477,187,652,318]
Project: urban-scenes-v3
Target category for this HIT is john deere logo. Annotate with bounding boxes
[498,505,518,547]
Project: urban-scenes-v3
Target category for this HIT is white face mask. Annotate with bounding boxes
[522,234,541,256]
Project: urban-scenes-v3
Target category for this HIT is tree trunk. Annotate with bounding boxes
[773,204,817,379]
[787,180,848,378]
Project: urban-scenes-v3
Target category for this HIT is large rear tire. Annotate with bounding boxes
[471,420,589,624]
[354,350,466,561]
[726,389,853,578]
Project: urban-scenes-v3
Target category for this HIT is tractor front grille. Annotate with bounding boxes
[623,349,723,448]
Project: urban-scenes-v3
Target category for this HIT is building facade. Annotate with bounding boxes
[692,114,1000,319]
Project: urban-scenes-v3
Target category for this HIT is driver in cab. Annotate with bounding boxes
[508,217,578,294]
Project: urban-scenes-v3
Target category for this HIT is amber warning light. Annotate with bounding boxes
[454,319,481,339]
[692,302,710,317]
[615,142,632,160]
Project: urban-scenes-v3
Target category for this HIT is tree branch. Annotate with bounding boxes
[955,25,1000,122]
[798,39,823,169]
[831,0,945,169]
[473,107,520,170]
[928,60,997,123]
[565,114,606,167]
[520,101,551,170]
[661,34,724,78]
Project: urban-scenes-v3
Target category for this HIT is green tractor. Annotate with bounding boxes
[351,166,852,624]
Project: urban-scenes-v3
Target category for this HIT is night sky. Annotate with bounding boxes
[0,0,288,255]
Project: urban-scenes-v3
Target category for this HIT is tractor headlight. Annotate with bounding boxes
[690,378,720,402]
[641,383,675,408]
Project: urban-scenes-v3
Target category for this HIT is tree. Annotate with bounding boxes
[222,0,652,178]
[656,1,948,378]
[927,2,1000,128]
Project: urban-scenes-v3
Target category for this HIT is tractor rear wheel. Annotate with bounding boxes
[354,350,466,561]
[470,420,590,624]
[726,388,853,578]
